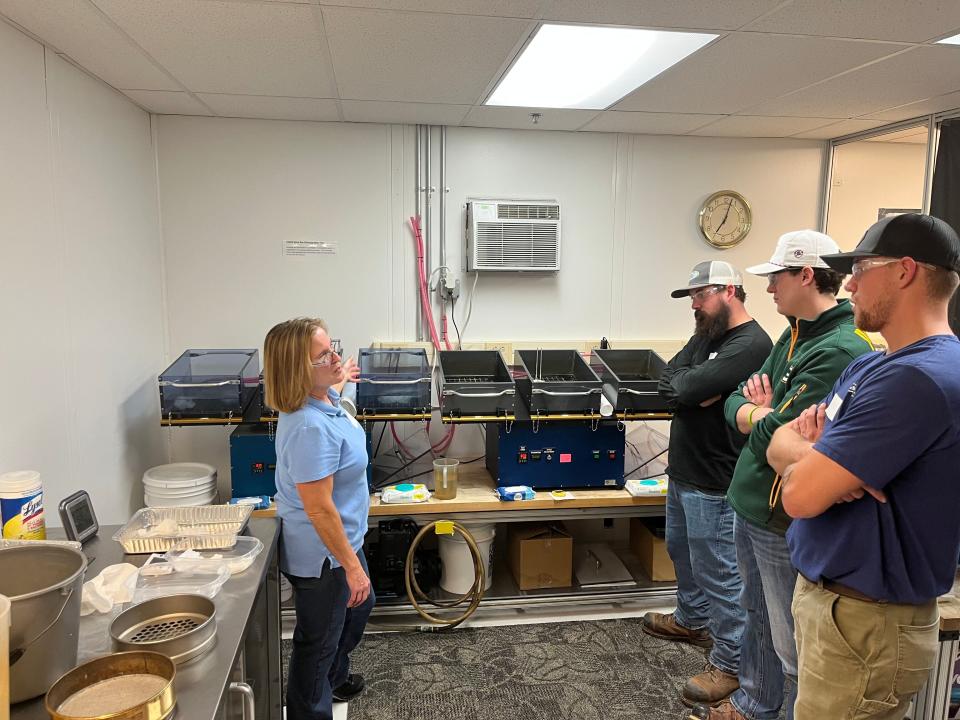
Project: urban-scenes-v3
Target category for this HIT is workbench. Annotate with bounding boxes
[11,518,282,720]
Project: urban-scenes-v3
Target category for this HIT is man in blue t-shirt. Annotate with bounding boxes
[764,213,960,720]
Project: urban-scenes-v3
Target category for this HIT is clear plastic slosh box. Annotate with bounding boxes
[356,348,431,414]
[164,535,264,575]
[159,349,260,420]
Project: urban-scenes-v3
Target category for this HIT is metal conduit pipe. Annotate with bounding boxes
[415,125,423,341]
[439,126,447,286]
[425,125,433,304]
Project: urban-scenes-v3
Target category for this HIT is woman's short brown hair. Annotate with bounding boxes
[263,317,328,413]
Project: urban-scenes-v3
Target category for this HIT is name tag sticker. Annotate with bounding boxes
[825,393,843,421]
[708,352,718,360]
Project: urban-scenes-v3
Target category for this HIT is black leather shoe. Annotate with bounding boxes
[332,674,365,703]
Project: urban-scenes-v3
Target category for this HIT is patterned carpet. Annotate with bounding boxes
[282,618,712,720]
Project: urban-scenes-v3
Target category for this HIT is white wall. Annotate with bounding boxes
[826,139,928,249]
[157,118,825,485]
[0,19,167,525]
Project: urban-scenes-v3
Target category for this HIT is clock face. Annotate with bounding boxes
[699,191,752,249]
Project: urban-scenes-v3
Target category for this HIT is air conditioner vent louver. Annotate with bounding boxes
[466,199,561,272]
[497,204,559,220]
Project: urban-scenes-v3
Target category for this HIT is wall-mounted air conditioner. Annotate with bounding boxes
[465,198,561,272]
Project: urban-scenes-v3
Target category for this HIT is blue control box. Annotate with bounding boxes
[485,422,625,489]
[230,424,277,498]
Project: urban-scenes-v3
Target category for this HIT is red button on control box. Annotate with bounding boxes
[559,453,572,463]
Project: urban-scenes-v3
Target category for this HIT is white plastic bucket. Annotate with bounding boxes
[143,463,217,507]
[0,471,45,540]
[439,522,496,595]
[1,594,9,720]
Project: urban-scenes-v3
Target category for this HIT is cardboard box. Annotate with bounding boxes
[509,523,573,590]
[630,517,676,582]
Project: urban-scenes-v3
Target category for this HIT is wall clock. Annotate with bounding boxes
[698,190,752,249]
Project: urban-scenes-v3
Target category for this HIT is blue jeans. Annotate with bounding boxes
[285,550,376,720]
[666,479,744,675]
[729,516,798,720]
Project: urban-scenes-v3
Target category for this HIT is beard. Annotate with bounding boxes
[695,301,731,341]
[853,294,894,333]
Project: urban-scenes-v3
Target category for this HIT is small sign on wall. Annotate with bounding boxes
[283,239,338,257]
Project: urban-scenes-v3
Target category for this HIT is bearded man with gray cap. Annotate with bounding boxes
[765,214,960,719]
[689,231,873,720]
[643,260,771,709]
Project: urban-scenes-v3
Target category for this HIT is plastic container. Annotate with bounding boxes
[0,471,45,540]
[439,522,495,594]
[356,348,431,414]
[432,459,459,500]
[133,555,230,602]
[158,349,259,420]
[1,594,9,720]
[164,536,263,575]
[143,463,217,508]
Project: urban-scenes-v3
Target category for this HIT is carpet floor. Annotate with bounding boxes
[281,617,720,720]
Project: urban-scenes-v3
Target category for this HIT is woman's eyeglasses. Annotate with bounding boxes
[311,338,342,367]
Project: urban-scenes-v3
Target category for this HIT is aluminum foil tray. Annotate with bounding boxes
[113,505,253,554]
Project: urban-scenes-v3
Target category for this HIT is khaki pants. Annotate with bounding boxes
[792,575,939,720]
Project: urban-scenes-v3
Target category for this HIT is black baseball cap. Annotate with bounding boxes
[821,213,960,274]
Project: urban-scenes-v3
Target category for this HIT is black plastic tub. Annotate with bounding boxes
[514,349,602,415]
[591,348,669,413]
[438,350,515,418]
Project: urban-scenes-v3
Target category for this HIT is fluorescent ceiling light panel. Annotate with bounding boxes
[487,24,717,110]
[937,33,960,45]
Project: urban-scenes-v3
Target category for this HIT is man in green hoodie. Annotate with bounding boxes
[688,230,873,720]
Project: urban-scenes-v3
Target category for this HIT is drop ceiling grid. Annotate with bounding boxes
[611,33,907,115]
[92,0,340,97]
[0,0,958,134]
[0,0,179,91]
[746,44,960,119]
[741,0,960,43]
[320,5,534,104]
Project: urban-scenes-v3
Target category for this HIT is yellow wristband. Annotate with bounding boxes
[748,405,759,427]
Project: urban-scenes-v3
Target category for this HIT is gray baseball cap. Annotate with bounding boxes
[670,260,743,298]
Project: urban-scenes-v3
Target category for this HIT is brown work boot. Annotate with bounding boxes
[680,663,740,707]
[684,700,747,719]
[641,612,713,648]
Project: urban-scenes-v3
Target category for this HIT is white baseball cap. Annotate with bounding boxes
[745,230,840,275]
[670,260,743,298]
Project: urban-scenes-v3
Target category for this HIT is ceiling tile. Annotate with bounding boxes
[323,6,533,103]
[341,100,470,125]
[743,0,960,42]
[791,118,892,139]
[861,90,960,122]
[0,0,179,90]
[745,46,960,119]
[542,0,782,31]
[316,1,542,18]
[690,115,837,137]
[461,106,600,131]
[122,89,212,115]
[612,34,903,115]
[93,0,338,97]
[581,111,723,134]
[198,94,341,121]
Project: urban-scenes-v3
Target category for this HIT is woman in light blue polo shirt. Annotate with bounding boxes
[263,317,374,720]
